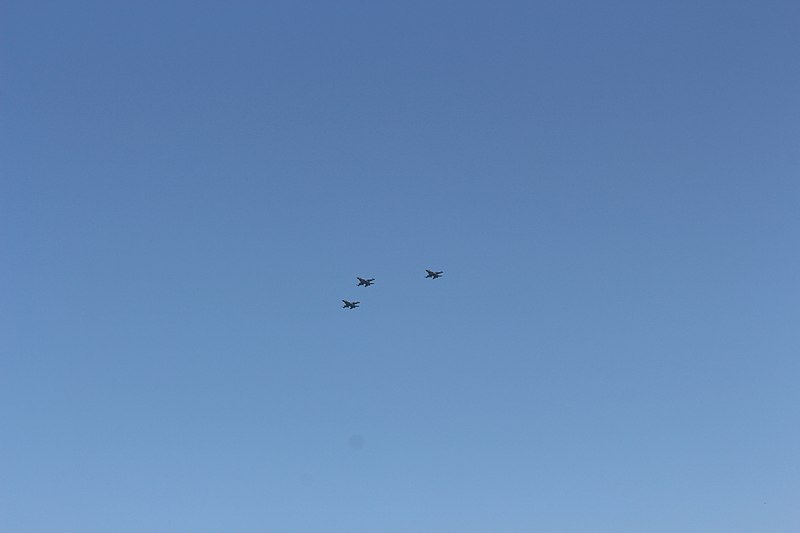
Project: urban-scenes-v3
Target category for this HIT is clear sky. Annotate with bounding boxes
[2,1,799,531]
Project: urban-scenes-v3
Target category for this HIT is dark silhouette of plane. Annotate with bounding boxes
[342,300,360,309]
[356,277,375,287]
[425,269,444,279]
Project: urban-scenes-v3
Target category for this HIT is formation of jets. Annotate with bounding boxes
[342,269,443,310]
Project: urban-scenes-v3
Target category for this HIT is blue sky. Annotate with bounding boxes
[2,1,799,531]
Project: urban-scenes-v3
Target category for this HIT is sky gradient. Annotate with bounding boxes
[2,1,799,531]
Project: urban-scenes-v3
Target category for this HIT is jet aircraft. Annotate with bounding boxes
[342,300,360,309]
[425,270,444,279]
[357,277,375,287]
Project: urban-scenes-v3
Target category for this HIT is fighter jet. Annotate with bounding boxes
[425,270,444,279]
[342,300,360,309]
[356,277,375,287]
